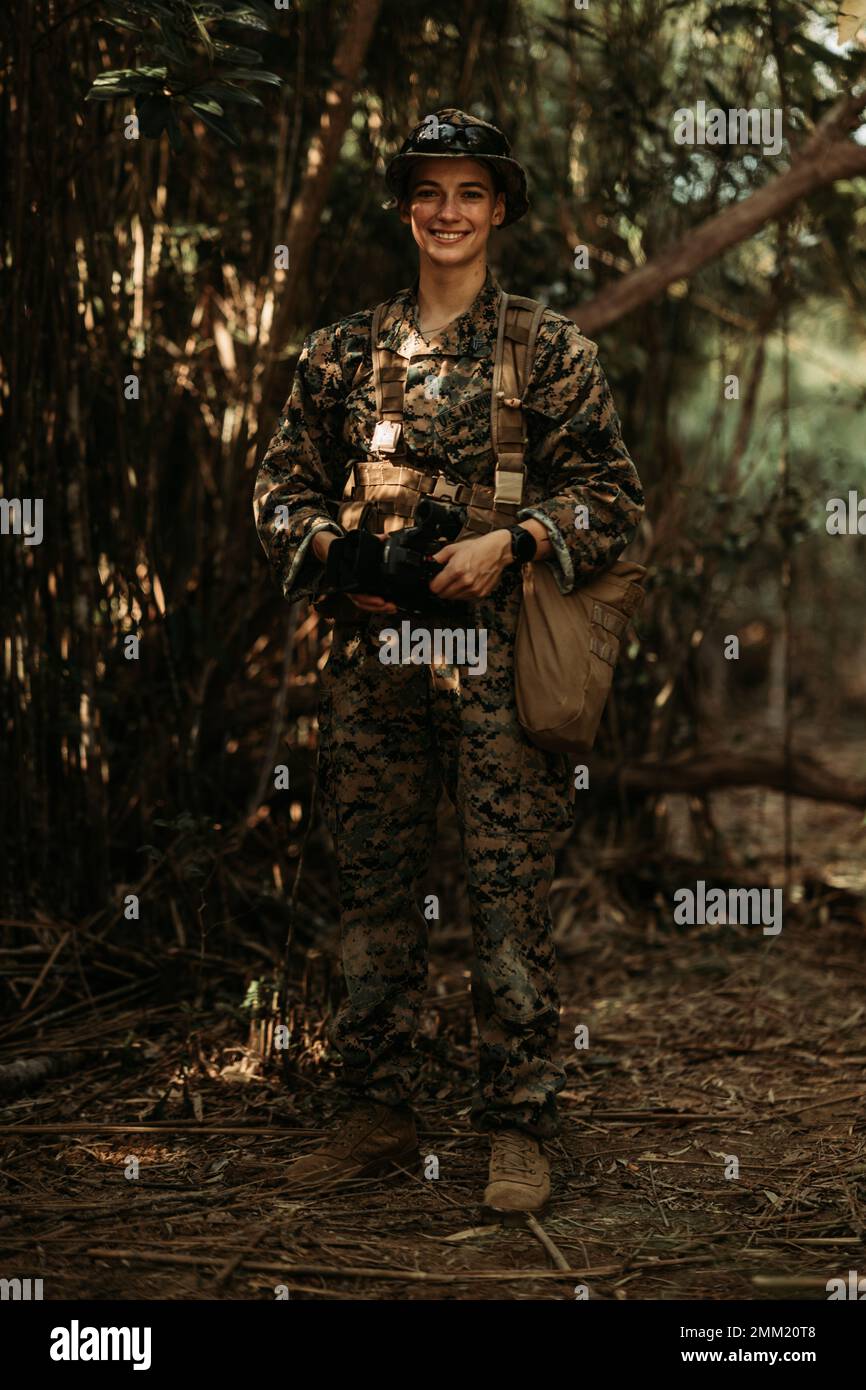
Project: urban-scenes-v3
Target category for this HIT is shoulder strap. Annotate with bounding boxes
[491,293,546,511]
[370,300,409,458]
[369,292,546,494]
[370,302,387,417]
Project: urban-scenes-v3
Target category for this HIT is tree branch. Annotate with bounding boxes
[589,748,866,809]
[570,90,866,336]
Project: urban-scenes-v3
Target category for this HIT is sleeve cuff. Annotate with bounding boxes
[282,517,345,599]
[517,507,575,595]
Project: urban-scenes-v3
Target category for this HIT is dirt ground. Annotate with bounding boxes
[2,743,865,1302]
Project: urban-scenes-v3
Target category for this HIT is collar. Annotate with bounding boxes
[377,267,502,359]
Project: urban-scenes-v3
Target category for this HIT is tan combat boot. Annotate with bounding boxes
[482,1128,551,1221]
[284,1100,419,1190]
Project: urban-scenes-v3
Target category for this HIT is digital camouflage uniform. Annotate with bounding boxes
[254,268,644,1139]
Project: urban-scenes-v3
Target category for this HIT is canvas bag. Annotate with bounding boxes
[492,293,648,754]
[514,554,646,753]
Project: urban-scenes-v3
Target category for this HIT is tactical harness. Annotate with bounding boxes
[333,290,546,539]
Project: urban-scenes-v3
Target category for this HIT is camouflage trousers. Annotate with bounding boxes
[316,565,574,1140]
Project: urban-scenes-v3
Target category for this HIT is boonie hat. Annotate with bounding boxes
[384,107,529,227]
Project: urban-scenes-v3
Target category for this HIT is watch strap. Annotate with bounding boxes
[508,523,536,565]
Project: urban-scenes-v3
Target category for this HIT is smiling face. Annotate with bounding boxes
[398,157,506,268]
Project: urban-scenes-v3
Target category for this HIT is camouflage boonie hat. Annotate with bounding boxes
[384,107,529,227]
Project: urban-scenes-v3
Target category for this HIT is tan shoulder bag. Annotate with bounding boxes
[495,295,648,755]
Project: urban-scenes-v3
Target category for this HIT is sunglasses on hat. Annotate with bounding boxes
[402,117,509,158]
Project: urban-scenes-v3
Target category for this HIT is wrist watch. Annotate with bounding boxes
[505,524,537,567]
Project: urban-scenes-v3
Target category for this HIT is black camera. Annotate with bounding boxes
[323,496,468,613]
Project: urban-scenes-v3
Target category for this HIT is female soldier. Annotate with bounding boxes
[253,108,644,1216]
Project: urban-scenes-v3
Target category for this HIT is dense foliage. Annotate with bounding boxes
[2,0,864,927]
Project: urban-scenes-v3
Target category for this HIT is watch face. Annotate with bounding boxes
[513,527,534,561]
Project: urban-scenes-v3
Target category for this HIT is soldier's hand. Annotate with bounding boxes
[349,533,397,613]
[349,594,398,613]
[427,531,512,601]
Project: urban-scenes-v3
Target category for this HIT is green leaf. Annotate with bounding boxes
[89,72,134,87]
[91,67,164,84]
[220,67,282,87]
[222,2,274,31]
[190,97,226,117]
[195,81,263,108]
[212,42,264,65]
[89,71,168,99]
[86,84,135,101]
[103,15,147,32]
[192,10,216,57]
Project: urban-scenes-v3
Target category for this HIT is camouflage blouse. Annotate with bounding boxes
[253,268,644,607]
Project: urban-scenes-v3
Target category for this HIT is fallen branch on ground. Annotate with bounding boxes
[0,1051,85,1096]
[86,1246,717,1281]
[589,749,866,809]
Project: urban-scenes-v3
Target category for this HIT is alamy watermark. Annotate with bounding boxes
[1,1276,43,1299]
[825,491,866,534]
[673,101,783,157]
[673,880,783,935]
[827,1270,866,1299]
[378,621,488,676]
[0,497,43,546]
[49,1320,151,1370]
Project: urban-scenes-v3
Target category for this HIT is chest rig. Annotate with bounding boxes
[336,291,547,541]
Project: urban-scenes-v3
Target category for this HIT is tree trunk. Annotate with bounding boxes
[265,0,383,371]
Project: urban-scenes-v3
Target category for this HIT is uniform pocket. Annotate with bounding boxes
[433,390,495,471]
[434,388,490,425]
[518,736,572,834]
[588,597,625,665]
